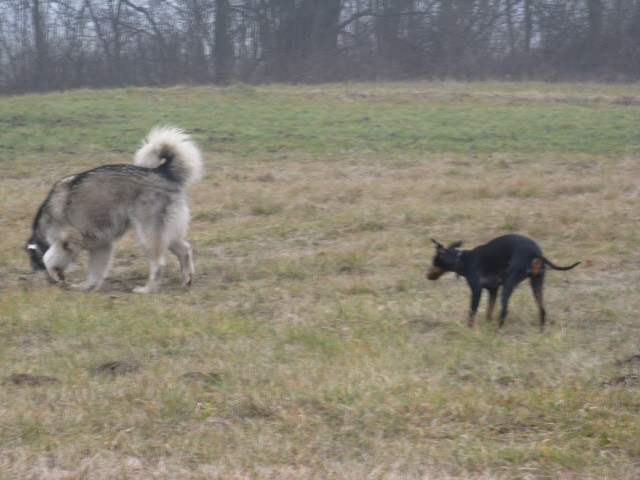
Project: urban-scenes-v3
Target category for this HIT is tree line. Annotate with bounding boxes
[1,0,640,94]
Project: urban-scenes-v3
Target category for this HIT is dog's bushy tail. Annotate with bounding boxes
[134,126,203,186]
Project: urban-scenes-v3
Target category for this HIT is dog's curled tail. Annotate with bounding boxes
[134,126,203,186]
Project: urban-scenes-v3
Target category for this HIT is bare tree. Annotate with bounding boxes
[214,0,233,83]
[2,0,640,93]
[30,0,49,89]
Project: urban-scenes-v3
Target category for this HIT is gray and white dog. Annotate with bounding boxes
[25,126,203,293]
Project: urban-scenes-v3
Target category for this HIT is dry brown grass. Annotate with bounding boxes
[1,82,639,479]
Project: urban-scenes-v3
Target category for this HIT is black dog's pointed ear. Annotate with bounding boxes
[431,238,444,249]
[447,240,463,249]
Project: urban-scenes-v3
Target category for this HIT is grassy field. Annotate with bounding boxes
[1,81,639,479]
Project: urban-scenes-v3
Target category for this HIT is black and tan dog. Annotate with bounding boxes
[427,234,579,331]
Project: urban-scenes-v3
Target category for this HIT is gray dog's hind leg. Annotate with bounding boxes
[134,245,165,294]
[169,238,194,287]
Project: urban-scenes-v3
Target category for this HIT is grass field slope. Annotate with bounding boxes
[1,82,639,479]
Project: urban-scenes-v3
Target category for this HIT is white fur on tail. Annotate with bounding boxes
[134,126,203,186]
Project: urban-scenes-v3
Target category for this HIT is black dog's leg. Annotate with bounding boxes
[498,285,513,330]
[468,284,482,328]
[498,264,531,330]
[498,271,520,330]
[530,274,546,331]
[486,287,498,321]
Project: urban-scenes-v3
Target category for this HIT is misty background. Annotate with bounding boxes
[1,0,640,94]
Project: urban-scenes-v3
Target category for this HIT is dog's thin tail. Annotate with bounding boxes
[543,257,580,271]
[134,126,203,186]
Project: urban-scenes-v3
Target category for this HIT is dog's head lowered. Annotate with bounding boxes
[25,204,50,272]
[427,239,463,280]
[25,235,49,271]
